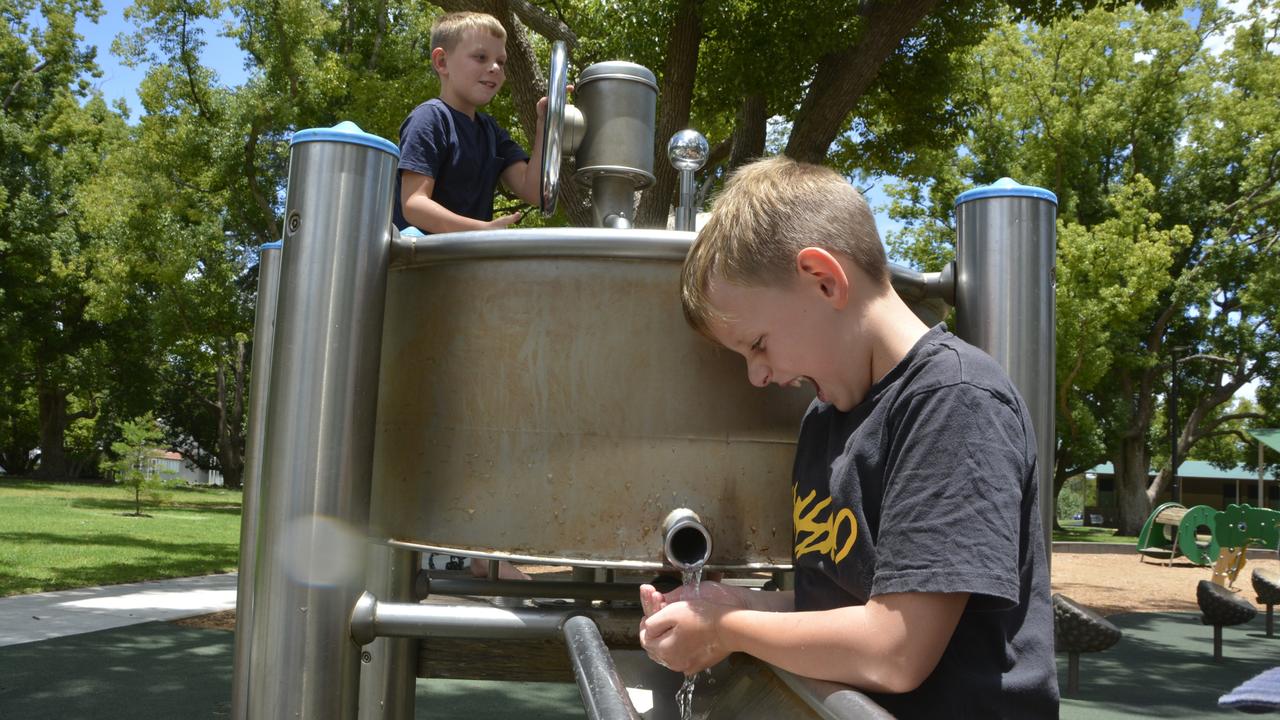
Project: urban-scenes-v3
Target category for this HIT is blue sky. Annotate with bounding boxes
[78,1,247,119]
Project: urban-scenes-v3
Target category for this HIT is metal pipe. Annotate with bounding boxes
[593,174,638,228]
[230,240,282,720]
[358,546,418,720]
[563,615,642,720]
[421,575,643,602]
[662,508,712,571]
[350,592,572,645]
[246,122,398,720]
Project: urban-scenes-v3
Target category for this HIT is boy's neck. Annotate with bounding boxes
[438,90,477,120]
[853,286,932,388]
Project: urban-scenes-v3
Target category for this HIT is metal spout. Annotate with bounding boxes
[661,508,712,571]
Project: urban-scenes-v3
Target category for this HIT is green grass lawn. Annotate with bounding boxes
[1052,523,1138,545]
[0,478,242,597]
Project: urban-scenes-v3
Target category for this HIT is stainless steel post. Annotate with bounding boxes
[667,130,708,232]
[954,178,1057,560]
[246,122,398,719]
[230,240,282,720]
[358,546,418,720]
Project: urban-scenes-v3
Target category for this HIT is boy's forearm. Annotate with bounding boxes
[404,194,494,233]
[719,605,905,692]
[718,592,967,694]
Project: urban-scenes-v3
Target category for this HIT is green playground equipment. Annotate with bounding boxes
[1137,502,1280,586]
[1136,503,1220,566]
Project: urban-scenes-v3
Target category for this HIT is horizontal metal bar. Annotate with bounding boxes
[423,575,644,602]
[386,539,791,573]
[563,615,642,720]
[389,228,694,268]
[350,592,571,645]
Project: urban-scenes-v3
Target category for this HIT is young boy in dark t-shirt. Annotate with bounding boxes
[637,157,1059,718]
[394,11,547,234]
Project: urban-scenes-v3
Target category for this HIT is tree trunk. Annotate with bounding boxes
[785,0,939,164]
[35,384,70,481]
[214,340,248,489]
[729,94,767,171]
[636,0,703,229]
[1113,437,1154,536]
[1051,461,1068,532]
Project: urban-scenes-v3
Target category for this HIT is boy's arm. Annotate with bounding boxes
[641,590,968,694]
[401,171,520,233]
[499,97,549,207]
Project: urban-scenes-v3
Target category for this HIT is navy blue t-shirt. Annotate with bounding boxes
[792,324,1058,718]
[393,98,529,232]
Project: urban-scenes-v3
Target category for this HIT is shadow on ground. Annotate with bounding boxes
[0,622,585,719]
[1062,611,1280,719]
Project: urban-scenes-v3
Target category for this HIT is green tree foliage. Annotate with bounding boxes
[0,0,156,479]
[887,1,1280,533]
[100,412,171,515]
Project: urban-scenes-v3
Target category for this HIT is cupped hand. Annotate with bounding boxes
[639,595,738,675]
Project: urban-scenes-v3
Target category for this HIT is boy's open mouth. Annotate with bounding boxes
[788,376,826,403]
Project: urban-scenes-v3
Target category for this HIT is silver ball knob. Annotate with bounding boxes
[667,129,709,172]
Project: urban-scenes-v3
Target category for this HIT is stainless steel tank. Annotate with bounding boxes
[370,228,811,570]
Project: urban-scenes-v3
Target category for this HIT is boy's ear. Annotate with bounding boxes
[795,247,849,309]
[431,47,448,76]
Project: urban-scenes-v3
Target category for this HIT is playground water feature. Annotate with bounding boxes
[232,36,1057,717]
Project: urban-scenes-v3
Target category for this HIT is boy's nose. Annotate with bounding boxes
[747,361,770,388]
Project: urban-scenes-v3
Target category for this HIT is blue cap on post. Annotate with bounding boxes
[290,121,399,158]
[260,240,283,253]
[954,177,1057,207]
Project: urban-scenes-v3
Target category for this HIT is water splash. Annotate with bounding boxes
[676,565,705,720]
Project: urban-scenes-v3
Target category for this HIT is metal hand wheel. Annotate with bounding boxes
[540,41,569,215]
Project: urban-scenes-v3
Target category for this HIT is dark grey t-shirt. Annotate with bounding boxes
[792,324,1058,718]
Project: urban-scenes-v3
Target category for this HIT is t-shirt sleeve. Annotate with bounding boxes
[494,120,529,171]
[398,105,447,179]
[870,382,1028,609]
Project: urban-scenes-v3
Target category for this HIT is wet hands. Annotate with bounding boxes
[638,581,746,675]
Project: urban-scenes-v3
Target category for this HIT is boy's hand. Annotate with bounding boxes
[639,593,740,675]
[535,84,572,122]
[638,581,750,675]
[486,212,522,229]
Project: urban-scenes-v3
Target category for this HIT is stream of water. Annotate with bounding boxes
[675,565,704,720]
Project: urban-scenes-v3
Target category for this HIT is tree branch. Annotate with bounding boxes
[2,58,47,112]
[785,0,939,163]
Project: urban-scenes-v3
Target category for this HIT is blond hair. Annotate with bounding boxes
[681,155,889,340]
[430,11,506,56]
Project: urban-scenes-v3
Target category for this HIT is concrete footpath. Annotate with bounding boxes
[0,573,238,647]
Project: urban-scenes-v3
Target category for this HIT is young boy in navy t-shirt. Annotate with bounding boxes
[394,11,547,234]
[395,12,543,582]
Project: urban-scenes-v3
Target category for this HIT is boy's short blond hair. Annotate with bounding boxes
[681,155,890,339]
[430,11,506,55]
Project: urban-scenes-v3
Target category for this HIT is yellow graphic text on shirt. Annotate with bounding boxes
[793,484,858,564]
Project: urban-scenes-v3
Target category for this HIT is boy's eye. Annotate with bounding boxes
[750,337,764,353]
